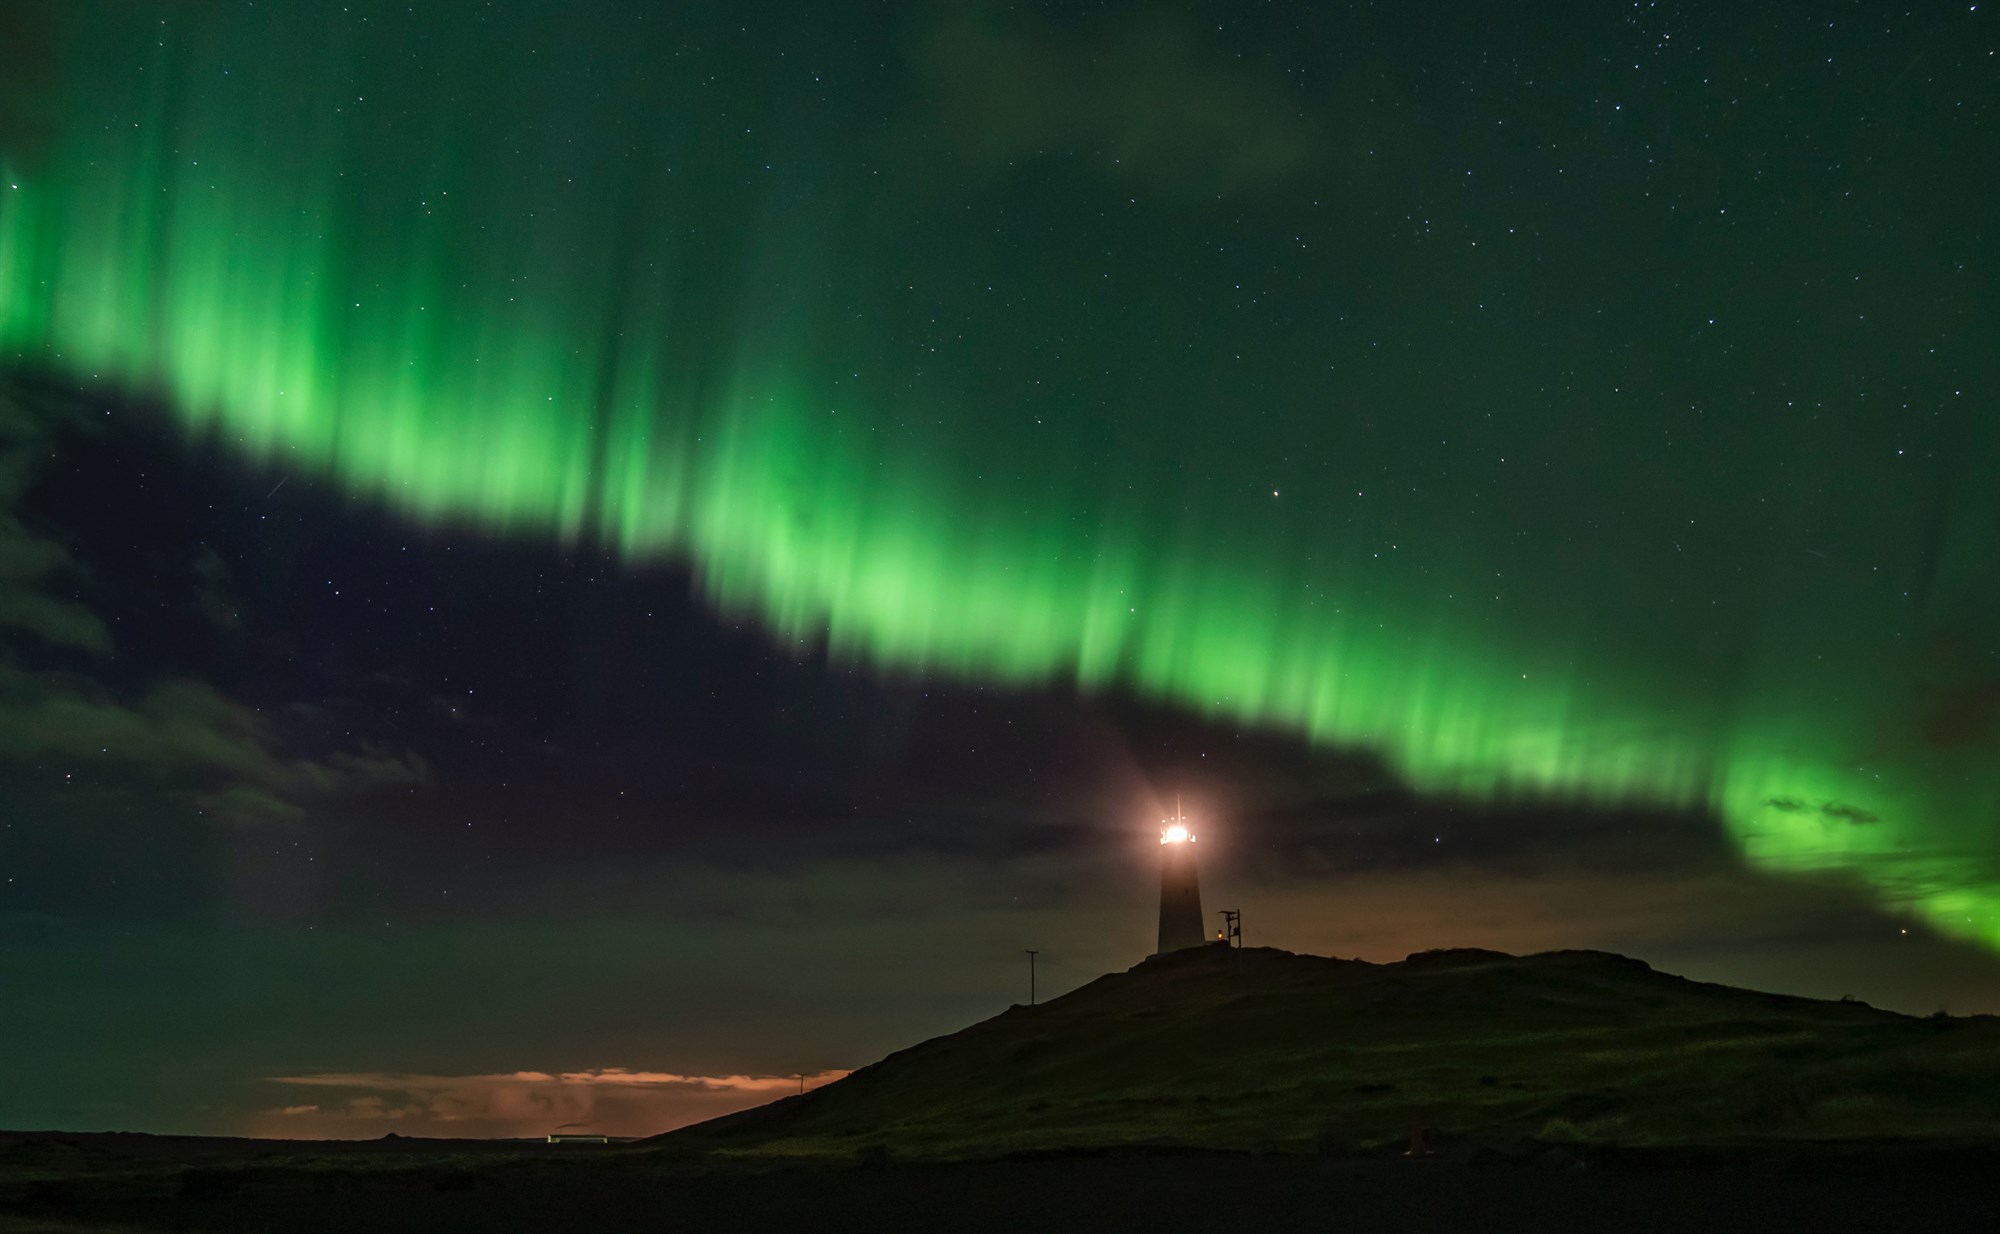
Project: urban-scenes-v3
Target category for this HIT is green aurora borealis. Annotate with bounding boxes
[3,5,1996,943]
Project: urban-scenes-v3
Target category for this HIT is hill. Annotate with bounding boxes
[12,948,2000,1233]
[658,944,2000,1160]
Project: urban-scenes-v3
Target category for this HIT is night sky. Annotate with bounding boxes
[1,1,1996,1138]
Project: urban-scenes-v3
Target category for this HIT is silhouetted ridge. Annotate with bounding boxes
[656,947,1999,1161]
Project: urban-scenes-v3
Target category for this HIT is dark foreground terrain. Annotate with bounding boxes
[12,945,2000,1231]
[6,1138,2000,1234]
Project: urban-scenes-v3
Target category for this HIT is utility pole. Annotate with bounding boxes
[1025,949,1040,1005]
[1217,909,1241,947]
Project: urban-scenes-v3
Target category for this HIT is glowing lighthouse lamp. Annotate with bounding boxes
[1154,798,1209,955]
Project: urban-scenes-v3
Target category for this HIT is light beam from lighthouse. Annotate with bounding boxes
[1156,796,1207,955]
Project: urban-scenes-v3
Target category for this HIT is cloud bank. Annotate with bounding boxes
[253,1067,850,1140]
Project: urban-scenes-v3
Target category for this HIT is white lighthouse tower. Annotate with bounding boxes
[1155,797,1206,955]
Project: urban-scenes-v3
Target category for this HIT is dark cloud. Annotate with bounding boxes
[1244,794,1733,885]
[0,387,430,828]
[195,784,307,828]
[189,545,244,631]
[911,8,1322,197]
[1765,797,1880,826]
[1250,851,1931,970]
[0,404,109,654]
[0,666,432,824]
[0,522,109,653]
[1211,794,1931,965]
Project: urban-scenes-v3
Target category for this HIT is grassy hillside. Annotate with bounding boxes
[660,945,2000,1160]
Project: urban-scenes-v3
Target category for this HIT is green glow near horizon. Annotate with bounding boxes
[3,7,1996,950]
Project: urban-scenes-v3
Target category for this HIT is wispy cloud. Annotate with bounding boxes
[252,1067,849,1139]
[0,665,432,824]
[0,398,109,653]
[0,388,430,826]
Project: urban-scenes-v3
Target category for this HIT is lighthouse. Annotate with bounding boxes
[1155,798,1207,955]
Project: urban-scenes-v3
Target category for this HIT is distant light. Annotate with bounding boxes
[1161,824,1193,845]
